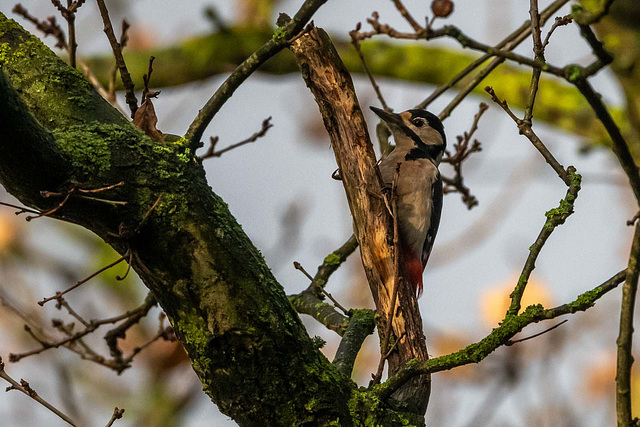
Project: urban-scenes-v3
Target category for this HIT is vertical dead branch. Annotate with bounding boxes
[289,26,430,416]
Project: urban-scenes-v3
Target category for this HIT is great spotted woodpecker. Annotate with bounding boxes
[370,106,445,297]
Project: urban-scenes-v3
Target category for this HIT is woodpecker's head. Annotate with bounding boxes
[370,106,446,164]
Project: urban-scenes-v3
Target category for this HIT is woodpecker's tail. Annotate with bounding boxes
[402,250,424,298]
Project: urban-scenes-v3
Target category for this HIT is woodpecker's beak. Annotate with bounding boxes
[370,106,403,128]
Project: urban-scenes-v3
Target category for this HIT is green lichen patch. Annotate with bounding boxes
[348,389,414,426]
[52,124,115,179]
[273,26,288,42]
[173,308,214,393]
[564,64,584,83]
[544,171,582,228]
[0,13,125,128]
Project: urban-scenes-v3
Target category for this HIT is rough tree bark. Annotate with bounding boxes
[0,12,421,427]
[290,27,430,419]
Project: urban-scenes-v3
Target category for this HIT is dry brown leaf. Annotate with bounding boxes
[133,96,163,142]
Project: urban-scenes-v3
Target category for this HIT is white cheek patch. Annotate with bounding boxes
[417,127,444,146]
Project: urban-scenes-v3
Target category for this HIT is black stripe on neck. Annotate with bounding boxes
[405,145,443,161]
[399,124,443,161]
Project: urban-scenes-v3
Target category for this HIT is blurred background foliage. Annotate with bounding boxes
[1,0,640,425]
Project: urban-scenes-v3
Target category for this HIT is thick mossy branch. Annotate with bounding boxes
[288,235,359,334]
[312,234,359,290]
[333,309,376,377]
[0,13,356,425]
[289,290,350,335]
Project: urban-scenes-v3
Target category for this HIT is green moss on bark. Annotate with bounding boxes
[1,13,364,425]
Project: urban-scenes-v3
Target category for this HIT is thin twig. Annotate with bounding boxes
[0,201,40,215]
[25,181,126,221]
[437,1,571,119]
[38,254,128,306]
[25,192,71,221]
[372,164,402,385]
[350,24,389,111]
[12,4,67,49]
[95,0,138,117]
[485,86,570,185]
[105,407,125,427]
[391,0,423,32]
[56,298,90,328]
[440,102,487,209]
[294,261,349,314]
[523,0,544,123]
[506,319,568,345]
[352,12,565,78]
[49,0,85,67]
[141,56,156,102]
[107,19,130,105]
[66,0,77,68]
[11,294,156,368]
[288,235,359,334]
[419,0,570,110]
[0,357,78,426]
[104,293,157,363]
[542,15,572,49]
[198,117,273,160]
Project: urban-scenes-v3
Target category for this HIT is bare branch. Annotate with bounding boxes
[507,167,580,317]
[506,319,568,346]
[198,117,273,160]
[617,222,640,423]
[485,86,570,185]
[95,0,138,117]
[0,357,78,426]
[105,407,125,427]
[37,253,128,306]
[574,79,640,203]
[185,0,328,148]
[418,0,570,111]
[350,23,389,112]
[440,102,487,209]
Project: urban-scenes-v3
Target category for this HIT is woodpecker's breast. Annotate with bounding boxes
[380,153,439,260]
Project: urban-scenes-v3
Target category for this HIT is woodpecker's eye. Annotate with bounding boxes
[412,118,425,127]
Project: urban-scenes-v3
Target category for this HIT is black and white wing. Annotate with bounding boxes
[421,172,443,268]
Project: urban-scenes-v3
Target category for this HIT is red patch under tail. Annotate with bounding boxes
[402,250,424,298]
